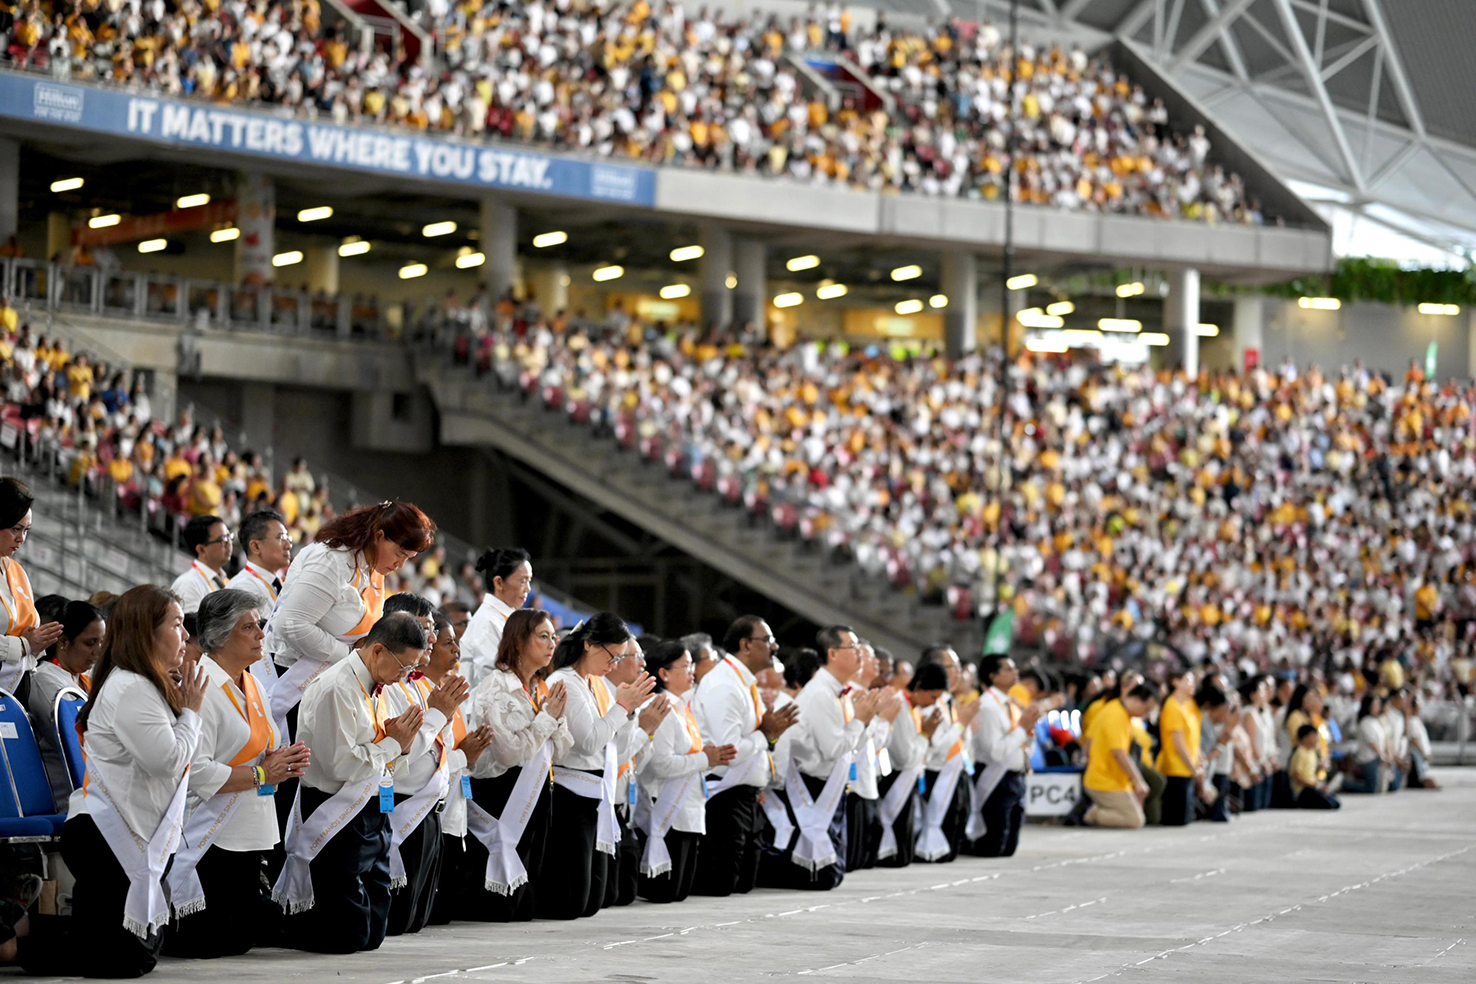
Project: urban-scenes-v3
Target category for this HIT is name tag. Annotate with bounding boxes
[627,782,637,809]
[876,748,892,777]
[460,775,472,799]
[257,783,276,797]
[848,762,858,782]
[699,777,709,799]
[918,774,927,795]
[379,777,395,813]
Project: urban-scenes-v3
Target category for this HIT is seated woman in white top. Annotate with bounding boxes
[637,639,735,904]
[27,601,105,808]
[164,589,310,959]
[1344,692,1391,794]
[18,585,206,979]
[463,608,571,922]
[460,547,533,690]
[0,478,63,699]
[537,612,655,921]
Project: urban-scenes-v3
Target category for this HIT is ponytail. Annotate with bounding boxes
[550,610,631,672]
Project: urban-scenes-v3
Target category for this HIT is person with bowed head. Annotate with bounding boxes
[0,478,63,700]
[461,546,533,689]
[27,600,105,806]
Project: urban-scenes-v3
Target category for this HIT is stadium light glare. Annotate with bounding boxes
[176,193,211,209]
[50,177,84,193]
[1006,273,1037,291]
[659,284,692,299]
[890,264,922,282]
[1195,323,1220,337]
[137,239,167,253]
[724,273,738,289]
[1024,336,1069,353]
[1018,308,1065,329]
[1098,318,1142,333]
[1417,302,1460,316]
[787,254,821,272]
[297,206,333,222]
[592,264,624,282]
[338,240,371,257]
[815,283,848,300]
[895,299,925,315]
[1115,282,1145,298]
[422,221,458,238]
[455,252,486,269]
[1297,296,1340,310]
[210,227,240,243]
[399,262,429,279]
[929,294,948,309]
[272,250,304,267]
[1141,332,1171,346]
[532,231,568,248]
[1046,300,1075,316]
[670,245,705,262]
[1062,329,1103,346]
[88,213,121,229]
[773,292,804,308]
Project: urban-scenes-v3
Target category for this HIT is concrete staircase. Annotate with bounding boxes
[419,359,986,658]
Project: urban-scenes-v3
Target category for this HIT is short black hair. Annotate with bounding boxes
[183,514,224,556]
[782,647,822,689]
[1199,686,1229,709]
[1126,683,1158,703]
[1296,723,1318,741]
[723,614,766,654]
[1020,669,1047,690]
[815,625,854,661]
[0,477,35,529]
[364,611,427,654]
[240,509,285,553]
[384,592,434,619]
[909,662,950,692]
[979,654,1012,686]
[919,645,955,668]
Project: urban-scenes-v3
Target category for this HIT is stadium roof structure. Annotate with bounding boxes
[935,0,1476,262]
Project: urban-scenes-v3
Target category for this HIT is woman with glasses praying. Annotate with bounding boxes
[164,590,309,958]
[0,478,63,698]
[538,612,656,919]
[462,608,570,921]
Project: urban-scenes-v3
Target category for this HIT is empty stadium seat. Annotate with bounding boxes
[0,688,67,839]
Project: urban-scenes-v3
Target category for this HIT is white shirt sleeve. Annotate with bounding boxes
[477,686,562,773]
[188,695,234,800]
[314,678,403,786]
[170,570,209,615]
[640,711,707,781]
[274,552,355,666]
[112,676,202,780]
[559,673,628,761]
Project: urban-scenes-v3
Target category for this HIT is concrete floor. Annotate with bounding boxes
[12,769,1474,984]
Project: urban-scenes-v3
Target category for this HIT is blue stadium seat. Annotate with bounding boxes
[55,686,87,792]
[0,687,67,839]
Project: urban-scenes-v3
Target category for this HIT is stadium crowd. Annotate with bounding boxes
[0,1,1261,221]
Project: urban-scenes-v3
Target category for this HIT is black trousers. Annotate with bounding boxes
[917,767,969,863]
[967,772,1026,857]
[874,772,917,868]
[536,782,607,920]
[164,845,270,958]
[638,830,701,903]
[464,770,552,922]
[1202,774,1232,823]
[1160,775,1196,826]
[19,815,165,978]
[844,792,880,871]
[266,661,301,885]
[691,783,762,896]
[756,776,847,891]
[427,833,464,925]
[386,798,443,936]
[280,787,392,953]
[1295,786,1341,809]
[604,806,643,908]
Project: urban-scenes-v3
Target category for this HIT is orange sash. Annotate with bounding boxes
[358,679,389,743]
[840,688,855,725]
[724,657,764,725]
[0,558,38,636]
[680,702,703,753]
[588,676,636,780]
[409,677,450,769]
[81,672,92,692]
[450,708,468,749]
[343,566,386,641]
[945,702,965,760]
[523,676,549,713]
[223,671,276,767]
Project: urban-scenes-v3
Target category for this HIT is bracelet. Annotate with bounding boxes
[252,765,265,787]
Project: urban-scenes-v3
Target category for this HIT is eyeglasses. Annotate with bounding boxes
[748,635,778,647]
[205,533,235,545]
[602,644,629,664]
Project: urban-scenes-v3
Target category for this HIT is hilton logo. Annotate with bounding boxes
[33,84,84,123]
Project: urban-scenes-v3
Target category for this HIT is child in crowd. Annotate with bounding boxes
[1289,725,1341,809]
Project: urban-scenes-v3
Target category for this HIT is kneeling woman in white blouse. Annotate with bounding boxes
[164,589,309,958]
[19,585,206,979]
[637,639,735,904]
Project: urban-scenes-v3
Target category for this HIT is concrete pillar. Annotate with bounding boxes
[46,212,71,263]
[941,251,978,358]
[303,245,339,294]
[526,262,569,316]
[1166,268,1201,376]
[732,237,767,332]
[240,382,277,454]
[480,199,517,301]
[698,226,733,328]
[234,172,275,286]
[1233,295,1265,372]
[0,139,17,245]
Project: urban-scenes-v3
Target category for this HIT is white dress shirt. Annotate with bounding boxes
[1380,708,1408,760]
[614,698,655,807]
[0,557,37,676]
[297,655,406,794]
[382,676,452,795]
[887,693,928,771]
[973,687,1030,773]
[461,593,517,689]
[850,714,893,799]
[922,699,964,771]
[692,656,769,786]
[68,669,202,840]
[638,692,709,834]
[547,667,630,771]
[768,691,798,787]
[186,656,282,851]
[789,668,866,781]
[470,668,573,780]
[226,560,281,619]
[171,560,226,616]
[266,542,376,668]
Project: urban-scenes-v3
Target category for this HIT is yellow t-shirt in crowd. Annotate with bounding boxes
[1156,695,1201,778]
[1008,683,1031,707]
[1289,746,1319,797]
[1131,718,1154,768]
[1080,698,1104,737]
[1084,699,1134,793]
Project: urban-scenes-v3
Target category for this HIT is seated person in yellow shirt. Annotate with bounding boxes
[1083,685,1158,829]
[1289,725,1341,810]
